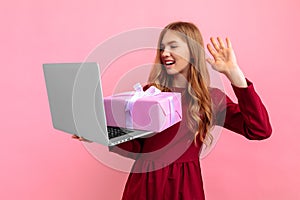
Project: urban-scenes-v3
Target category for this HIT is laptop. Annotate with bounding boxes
[43,62,153,146]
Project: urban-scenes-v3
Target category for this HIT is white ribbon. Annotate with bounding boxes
[124,83,176,130]
[125,83,161,129]
[167,96,175,125]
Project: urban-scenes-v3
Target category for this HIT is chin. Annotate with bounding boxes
[165,69,179,75]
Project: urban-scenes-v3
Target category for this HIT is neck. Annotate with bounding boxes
[172,73,188,88]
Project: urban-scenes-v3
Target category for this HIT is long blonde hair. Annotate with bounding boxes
[148,21,213,146]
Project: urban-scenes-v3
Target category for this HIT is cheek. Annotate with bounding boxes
[176,50,190,61]
[173,52,185,61]
[183,51,191,61]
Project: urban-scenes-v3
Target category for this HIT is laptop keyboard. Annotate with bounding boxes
[107,126,134,139]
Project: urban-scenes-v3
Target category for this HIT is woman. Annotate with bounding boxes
[79,21,272,199]
[108,21,272,200]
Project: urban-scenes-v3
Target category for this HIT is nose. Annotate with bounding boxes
[161,48,171,57]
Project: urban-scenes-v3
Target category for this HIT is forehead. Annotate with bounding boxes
[161,30,187,45]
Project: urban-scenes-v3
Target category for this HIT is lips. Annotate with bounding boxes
[163,60,175,68]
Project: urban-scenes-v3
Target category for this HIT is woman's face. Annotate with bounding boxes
[160,30,191,78]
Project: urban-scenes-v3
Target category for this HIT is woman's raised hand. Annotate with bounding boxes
[206,37,239,74]
[206,37,247,88]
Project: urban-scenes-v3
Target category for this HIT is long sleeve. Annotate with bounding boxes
[214,79,272,140]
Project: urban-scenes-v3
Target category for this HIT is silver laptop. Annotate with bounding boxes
[43,62,153,146]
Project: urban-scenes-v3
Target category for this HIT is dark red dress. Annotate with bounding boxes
[110,79,272,200]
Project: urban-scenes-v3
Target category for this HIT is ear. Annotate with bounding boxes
[190,57,195,64]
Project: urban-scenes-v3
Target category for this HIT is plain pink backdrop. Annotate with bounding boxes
[1,0,299,199]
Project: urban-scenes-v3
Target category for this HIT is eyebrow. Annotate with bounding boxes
[161,41,178,46]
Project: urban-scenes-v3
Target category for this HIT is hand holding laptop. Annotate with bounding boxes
[43,62,156,146]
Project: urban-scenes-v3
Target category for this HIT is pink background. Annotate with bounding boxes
[1,0,299,199]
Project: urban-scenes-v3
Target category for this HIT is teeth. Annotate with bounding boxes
[165,61,175,65]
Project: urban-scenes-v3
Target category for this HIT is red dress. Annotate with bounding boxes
[110,79,272,200]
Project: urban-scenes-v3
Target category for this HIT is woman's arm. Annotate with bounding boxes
[207,37,272,139]
[108,138,144,160]
[213,80,272,140]
[207,37,247,88]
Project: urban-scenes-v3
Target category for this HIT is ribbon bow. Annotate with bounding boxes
[125,83,161,129]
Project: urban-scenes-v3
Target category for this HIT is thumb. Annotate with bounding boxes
[206,58,214,66]
[206,58,219,71]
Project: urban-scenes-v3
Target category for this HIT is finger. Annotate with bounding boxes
[78,137,92,143]
[72,135,80,139]
[226,37,232,48]
[207,44,218,59]
[217,37,226,49]
[82,138,92,143]
[210,37,220,51]
[206,58,219,72]
[206,58,214,65]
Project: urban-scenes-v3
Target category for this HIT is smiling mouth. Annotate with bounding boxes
[164,60,175,68]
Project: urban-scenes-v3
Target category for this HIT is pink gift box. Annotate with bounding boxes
[104,91,182,132]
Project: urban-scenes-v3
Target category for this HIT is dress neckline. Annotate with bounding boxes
[170,87,187,93]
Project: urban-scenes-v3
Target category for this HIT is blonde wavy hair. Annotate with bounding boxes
[148,21,213,146]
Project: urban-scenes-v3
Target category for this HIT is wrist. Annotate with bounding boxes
[225,67,247,88]
[224,65,240,77]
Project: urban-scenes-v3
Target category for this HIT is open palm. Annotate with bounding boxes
[206,37,239,75]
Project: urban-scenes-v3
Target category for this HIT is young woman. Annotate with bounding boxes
[79,21,272,199]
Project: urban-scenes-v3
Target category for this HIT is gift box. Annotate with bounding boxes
[104,84,182,132]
